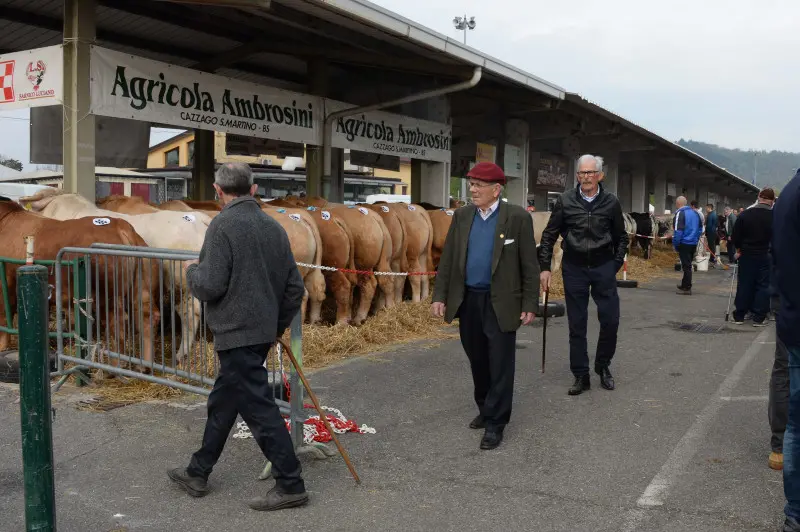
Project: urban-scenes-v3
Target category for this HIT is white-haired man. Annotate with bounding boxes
[539,154,629,395]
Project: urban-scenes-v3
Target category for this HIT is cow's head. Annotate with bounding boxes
[19,187,62,212]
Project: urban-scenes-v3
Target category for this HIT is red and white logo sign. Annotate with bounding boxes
[26,60,46,91]
[0,60,15,104]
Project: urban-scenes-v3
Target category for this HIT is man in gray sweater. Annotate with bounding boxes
[168,162,308,511]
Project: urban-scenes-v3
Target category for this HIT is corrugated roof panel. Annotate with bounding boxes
[0,22,61,52]
[5,0,62,17]
[97,7,241,55]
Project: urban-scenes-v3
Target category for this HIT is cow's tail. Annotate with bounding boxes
[335,216,358,285]
[416,207,435,274]
[304,213,323,267]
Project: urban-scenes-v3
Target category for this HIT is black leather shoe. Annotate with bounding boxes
[480,430,503,450]
[249,486,309,511]
[469,415,485,429]
[568,375,590,396]
[168,468,209,498]
[597,367,615,390]
[784,516,800,532]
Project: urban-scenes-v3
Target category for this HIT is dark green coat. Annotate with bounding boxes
[433,201,540,332]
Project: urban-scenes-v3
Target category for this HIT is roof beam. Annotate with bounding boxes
[0,5,306,83]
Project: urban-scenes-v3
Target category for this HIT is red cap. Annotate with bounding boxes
[467,162,505,184]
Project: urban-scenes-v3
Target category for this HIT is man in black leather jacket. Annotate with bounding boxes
[539,154,629,395]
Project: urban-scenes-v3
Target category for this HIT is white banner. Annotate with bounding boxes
[0,45,63,110]
[89,46,321,145]
[328,100,451,163]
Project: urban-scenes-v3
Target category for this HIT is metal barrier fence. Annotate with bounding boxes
[47,244,326,460]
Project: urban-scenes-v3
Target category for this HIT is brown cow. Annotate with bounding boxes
[97,195,159,215]
[259,206,326,324]
[376,203,432,302]
[328,205,395,325]
[361,203,408,305]
[0,200,160,368]
[181,199,223,212]
[426,208,455,269]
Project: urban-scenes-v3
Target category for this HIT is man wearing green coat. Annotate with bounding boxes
[431,162,540,450]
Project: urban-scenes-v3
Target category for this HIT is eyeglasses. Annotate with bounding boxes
[577,170,599,177]
[468,181,495,189]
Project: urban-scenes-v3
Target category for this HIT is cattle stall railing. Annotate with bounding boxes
[0,255,92,383]
[52,245,333,468]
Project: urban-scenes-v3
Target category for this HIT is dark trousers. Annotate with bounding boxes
[783,344,800,519]
[733,254,771,323]
[705,233,718,263]
[187,343,305,494]
[727,238,737,263]
[458,289,516,431]
[771,337,790,452]
[562,260,620,377]
[677,244,697,289]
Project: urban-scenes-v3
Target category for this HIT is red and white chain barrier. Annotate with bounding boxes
[233,405,375,444]
[295,261,437,277]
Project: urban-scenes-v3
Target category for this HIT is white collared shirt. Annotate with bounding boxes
[478,199,500,221]
[580,186,600,203]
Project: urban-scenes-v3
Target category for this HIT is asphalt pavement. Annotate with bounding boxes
[0,263,787,531]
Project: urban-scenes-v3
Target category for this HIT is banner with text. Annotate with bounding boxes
[328,100,451,164]
[0,46,63,110]
[89,46,321,145]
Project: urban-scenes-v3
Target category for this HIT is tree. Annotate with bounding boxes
[0,157,23,172]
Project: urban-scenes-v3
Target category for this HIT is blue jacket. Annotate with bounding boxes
[673,206,702,249]
[705,211,718,236]
[773,169,800,348]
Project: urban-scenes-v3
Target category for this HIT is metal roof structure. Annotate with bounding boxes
[0,167,156,182]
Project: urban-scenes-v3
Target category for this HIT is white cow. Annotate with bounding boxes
[21,188,211,363]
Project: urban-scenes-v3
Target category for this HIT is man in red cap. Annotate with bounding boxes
[431,161,540,450]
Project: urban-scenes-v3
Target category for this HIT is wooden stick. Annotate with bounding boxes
[541,288,549,374]
[278,338,361,485]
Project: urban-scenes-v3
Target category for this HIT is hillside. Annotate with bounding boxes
[676,139,799,191]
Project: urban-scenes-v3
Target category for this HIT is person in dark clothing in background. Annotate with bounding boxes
[539,154,628,396]
[673,196,702,295]
[731,188,774,326]
[724,206,738,264]
[774,170,800,532]
[168,162,309,511]
[705,203,719,266]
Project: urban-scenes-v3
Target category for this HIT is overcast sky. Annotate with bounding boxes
[1,0,797,170]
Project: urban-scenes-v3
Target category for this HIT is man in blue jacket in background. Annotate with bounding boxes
[776,170,800,532]
[673,196,702,295]
[705,203,719,267]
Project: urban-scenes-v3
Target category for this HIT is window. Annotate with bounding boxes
[401,185,408,195]
[165,148,179,167]
[187,141,195,163]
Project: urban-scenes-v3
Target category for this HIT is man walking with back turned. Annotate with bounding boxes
[168,162,309,511]
[673,196,702,296]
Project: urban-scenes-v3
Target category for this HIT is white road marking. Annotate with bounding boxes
[620,328,771,531]
[720,395,769,402]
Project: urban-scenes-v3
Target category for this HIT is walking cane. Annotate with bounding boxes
[541,288,550,374]
[724,262,738,322]
[277,338,361,485]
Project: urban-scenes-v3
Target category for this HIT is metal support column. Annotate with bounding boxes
[191,130,215,201]
[305,59,328,198]
[653,169,667,215]
[63,0,96,200]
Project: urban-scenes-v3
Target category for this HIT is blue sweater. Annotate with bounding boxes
[706,211,718,236]
[673,206,702,249]
[773,170,800,348]
[465,208,498,290]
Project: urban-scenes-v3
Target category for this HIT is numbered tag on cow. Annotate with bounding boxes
[92,217,111,226]
[289,213,301,222]
[182,214,196,223]
[407,205,416,211]
[445,210,454,216]
[358,207,369,216]
[321,211,331,221]
[277,208,286,214]
[381,206,390,213]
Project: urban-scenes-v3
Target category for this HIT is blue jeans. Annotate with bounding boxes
[784,344,800,519]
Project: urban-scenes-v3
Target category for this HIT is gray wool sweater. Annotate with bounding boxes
[185,196,305,352]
